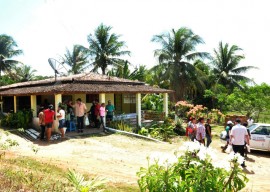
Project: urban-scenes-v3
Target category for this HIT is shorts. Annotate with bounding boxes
[45,122,53,128]
[59,119,65,128]
[106,115,113,121]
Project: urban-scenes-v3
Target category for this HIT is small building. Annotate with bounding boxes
[0,73,173,131]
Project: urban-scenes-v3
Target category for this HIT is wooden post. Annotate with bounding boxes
[31,95,37,117]
[99,93,106,103]
[163,93,168,117]
[136,93,141,127]
[14,96,17,113]
[54,94,62,131]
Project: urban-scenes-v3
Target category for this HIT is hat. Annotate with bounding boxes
[227,120,233,124]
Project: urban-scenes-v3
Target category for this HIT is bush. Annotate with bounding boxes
[110,120,133,132]
[137,141,248,192]
[1,109,33,129]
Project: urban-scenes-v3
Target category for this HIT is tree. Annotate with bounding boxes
[211,42,256,91]
[107,60,147,82]
[87,23,130,75]
[227,83,270,121]
[152,27,209,101]
[62,45,89,74]
[0,34,23,77]
[8,64,37,82]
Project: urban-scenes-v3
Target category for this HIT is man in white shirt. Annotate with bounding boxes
[230,119,250,167]
[247,117,254,127]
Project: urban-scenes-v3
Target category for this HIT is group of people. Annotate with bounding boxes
[186,117,212,147]
[38,98,115,142]
[187,116,251,167]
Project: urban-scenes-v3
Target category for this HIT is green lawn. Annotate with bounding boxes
[0,155,139,192]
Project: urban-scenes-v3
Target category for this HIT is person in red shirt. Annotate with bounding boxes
[44,104,55,142]
[94,99,100,127]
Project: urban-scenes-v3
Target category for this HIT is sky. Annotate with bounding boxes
[1,0,270,84]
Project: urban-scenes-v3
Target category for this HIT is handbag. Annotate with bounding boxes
[84,116,90,126]
[225,144,233,154]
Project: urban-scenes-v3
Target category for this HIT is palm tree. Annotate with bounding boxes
[87,23,130,75]
[0,34,23,77]
[211,42,256,91]
[62,45,89,74]
[8,64,37,82]
[152,27,209,100]
[107,60,147,82]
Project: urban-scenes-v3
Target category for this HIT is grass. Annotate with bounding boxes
[0,155,140,192]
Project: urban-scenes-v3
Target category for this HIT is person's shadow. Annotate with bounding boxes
[242,167,255,174]
[245,156,255,162]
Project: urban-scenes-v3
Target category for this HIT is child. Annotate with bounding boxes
[99,103,106,131]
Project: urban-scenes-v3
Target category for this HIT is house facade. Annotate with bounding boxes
[0,73,173,130]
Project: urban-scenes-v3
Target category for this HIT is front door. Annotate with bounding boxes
[250,125,270,150]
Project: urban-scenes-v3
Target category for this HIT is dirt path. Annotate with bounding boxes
[3,132,270,191]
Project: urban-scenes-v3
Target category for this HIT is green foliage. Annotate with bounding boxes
[227,83,270,121]
[138,127,149,136]
[0,34,23,77]
[137,142,248,192]
[149,123,176,142]
[152,27,209,100]
[67,169,105,192]
[1,109,33,129]
[211,42,256,91]
[0,156,72,191]
[142,94,163,112]
[110,120,133,132]
[62,45,89,74]
[87,23,130,75]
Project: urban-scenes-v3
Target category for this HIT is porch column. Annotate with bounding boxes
[136,93,141,127]
[99,93,106,127]
[99,93,106,103]
[163,93,168,117]
[31,95,37,117]
[14,96,17,113]
[54,94,62,109]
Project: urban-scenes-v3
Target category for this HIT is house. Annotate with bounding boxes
[0,73,173,130]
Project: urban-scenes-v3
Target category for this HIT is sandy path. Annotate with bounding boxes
[2,132,270,191]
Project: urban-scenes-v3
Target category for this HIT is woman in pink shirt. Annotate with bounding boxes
[99,103,106,131]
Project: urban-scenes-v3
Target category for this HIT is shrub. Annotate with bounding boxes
[1,109,33,129]
[137,141,248,192]
[110,120,133,132]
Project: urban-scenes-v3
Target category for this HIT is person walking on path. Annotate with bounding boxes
[75,98,87,133]
[38,106,45,140]
[57,105,66,139]
[44,104,55,142]
[196,117,206,145]
[230,119,250,167]
[187,117,197,141]
[205,118,212,147]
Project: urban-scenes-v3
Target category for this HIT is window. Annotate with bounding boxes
[252,126,270,135]
[86,94,99,103]
[123,94,136,104]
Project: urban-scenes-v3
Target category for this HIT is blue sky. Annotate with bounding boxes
[1,0,270,84]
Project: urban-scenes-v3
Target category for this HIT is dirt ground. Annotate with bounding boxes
[2,132,270,191]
